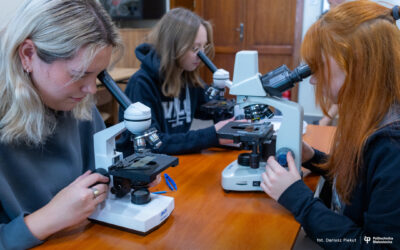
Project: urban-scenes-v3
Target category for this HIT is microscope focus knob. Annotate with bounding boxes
[131,188,151,205]
[276,148,294,168]
[92,168,110,185]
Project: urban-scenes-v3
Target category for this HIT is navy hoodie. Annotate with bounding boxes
[117,43,219,156]
[279,123,400,249]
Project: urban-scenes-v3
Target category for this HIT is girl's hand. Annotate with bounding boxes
[149,174,161,187]
[214,117,235,131]
[215,117,247,145]
[24,170,109,240]
[261,152,301,201]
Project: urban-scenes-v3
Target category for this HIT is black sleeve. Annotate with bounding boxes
[155,126,219,155]
[302,148,329,177]
[278,134,400,249]
[157,85,218,154]
[193,84,212,120]
[117,75,219,156]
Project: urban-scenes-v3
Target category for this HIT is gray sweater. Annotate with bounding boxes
[0,107,105,250]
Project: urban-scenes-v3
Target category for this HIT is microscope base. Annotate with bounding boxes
[89,193,174,234]
[221,160,266,191]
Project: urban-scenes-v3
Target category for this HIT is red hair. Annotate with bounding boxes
[301,0,400,203]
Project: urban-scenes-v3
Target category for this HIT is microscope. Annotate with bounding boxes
[196,52,235,123]
[89,71,178,233]
[198,51,311,191]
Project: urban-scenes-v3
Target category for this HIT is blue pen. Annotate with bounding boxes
[152,191,167,194]
[164,173,177,191]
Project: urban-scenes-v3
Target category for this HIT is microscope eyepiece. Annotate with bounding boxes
[292,64,312,81]
[97,70,132,110]
[197,50,218,73]
[260,64,312,97]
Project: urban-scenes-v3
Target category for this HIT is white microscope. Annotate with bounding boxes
[89,71,178,233]
[198,50,311,192]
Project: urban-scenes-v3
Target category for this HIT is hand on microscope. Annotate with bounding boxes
[214,116,249,145]
[260,152,301,201]
[24,170,109,240]
[149,174,162,187]
[214,117,235,145]
[215,116,251,145]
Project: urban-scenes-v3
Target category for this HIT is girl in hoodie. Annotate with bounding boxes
[118,8,233,156]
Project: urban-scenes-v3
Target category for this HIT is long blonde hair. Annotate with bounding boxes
[302,0,400,203]
[0,0,124,145]
[148,7,215,97]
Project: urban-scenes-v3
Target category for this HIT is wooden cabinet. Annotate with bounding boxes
[170,0,195,10]
[195,0,304,101]
[115,28,151,68]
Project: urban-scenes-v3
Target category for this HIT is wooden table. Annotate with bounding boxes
[34,125,336,250]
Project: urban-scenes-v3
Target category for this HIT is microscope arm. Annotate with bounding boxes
[94,122,125,170]
[230,73,266,97]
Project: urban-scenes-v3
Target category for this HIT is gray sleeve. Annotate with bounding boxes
[79,106,106,172]
[92,107,106,132]
[0,214,43,250]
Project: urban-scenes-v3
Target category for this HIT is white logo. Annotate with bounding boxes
[364,236,371,244]
[162,87,192,128]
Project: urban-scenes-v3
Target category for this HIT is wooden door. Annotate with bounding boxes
[195,0,243,86]
[170,0,195,10]
[196,0,303,100]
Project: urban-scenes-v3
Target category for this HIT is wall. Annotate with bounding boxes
[0,0,24,26]
[298,0,324,119]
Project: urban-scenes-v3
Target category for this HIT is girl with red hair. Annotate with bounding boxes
[262,1,400,248]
